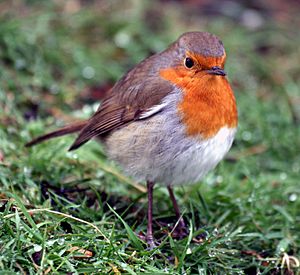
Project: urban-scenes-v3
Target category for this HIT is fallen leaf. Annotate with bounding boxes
[67,246,93,258]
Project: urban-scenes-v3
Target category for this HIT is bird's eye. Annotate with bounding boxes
[184,57,194,69]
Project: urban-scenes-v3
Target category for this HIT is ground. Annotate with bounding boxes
[0,1,299,274]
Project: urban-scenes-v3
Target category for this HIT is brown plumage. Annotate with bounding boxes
[25,121,86,147]
[26,32,225,150]
[69,57,174,150]
[26,31,237,249]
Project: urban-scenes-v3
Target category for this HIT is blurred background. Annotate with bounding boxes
[0,0,299,273]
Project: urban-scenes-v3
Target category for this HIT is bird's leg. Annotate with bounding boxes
[167,186,187,237]
[146,181,156,249]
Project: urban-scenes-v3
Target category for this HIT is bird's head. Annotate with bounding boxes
[159,32,237,139]
[160,31,227,82]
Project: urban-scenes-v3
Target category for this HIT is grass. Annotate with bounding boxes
[0,1,300,274]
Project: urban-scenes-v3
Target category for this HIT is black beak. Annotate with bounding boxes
[207,66,226,76]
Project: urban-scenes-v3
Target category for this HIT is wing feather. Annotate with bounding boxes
[69,54,174,151]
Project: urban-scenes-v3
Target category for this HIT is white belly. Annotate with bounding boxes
[104,92,236,186]
[155,126,236,186]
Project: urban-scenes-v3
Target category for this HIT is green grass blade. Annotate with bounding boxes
[107,204,144,250]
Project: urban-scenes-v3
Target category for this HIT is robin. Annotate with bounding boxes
[26,31,238,249]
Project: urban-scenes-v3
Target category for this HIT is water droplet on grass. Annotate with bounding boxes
[280,172,287,180]
[46,239,56,246]
[114,32,131,48]
[23,166,32,175]
[288,193,297,202]
[212,228,219,236]
[82,66,95,79]
[50,84,59,94]
[186,247,192,254]
[242,131,252,141]
[57,238,65,245]
[208,251,216,257]
[216,175,223,183]
[34,244,42,252]
[15,59,26,70]
[247,195,256,203]
[66,152,78,159]
[96,171,104,177]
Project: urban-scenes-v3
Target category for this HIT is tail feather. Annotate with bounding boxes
[25,121,87,147]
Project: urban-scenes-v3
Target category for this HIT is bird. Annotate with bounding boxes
[26,31,238,249]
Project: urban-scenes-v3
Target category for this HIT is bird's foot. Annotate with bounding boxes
[136,231,158,250]
[171,219,189,239]
[146,237,157,250]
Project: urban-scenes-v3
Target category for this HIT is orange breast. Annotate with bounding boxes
[160,67,238,138]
